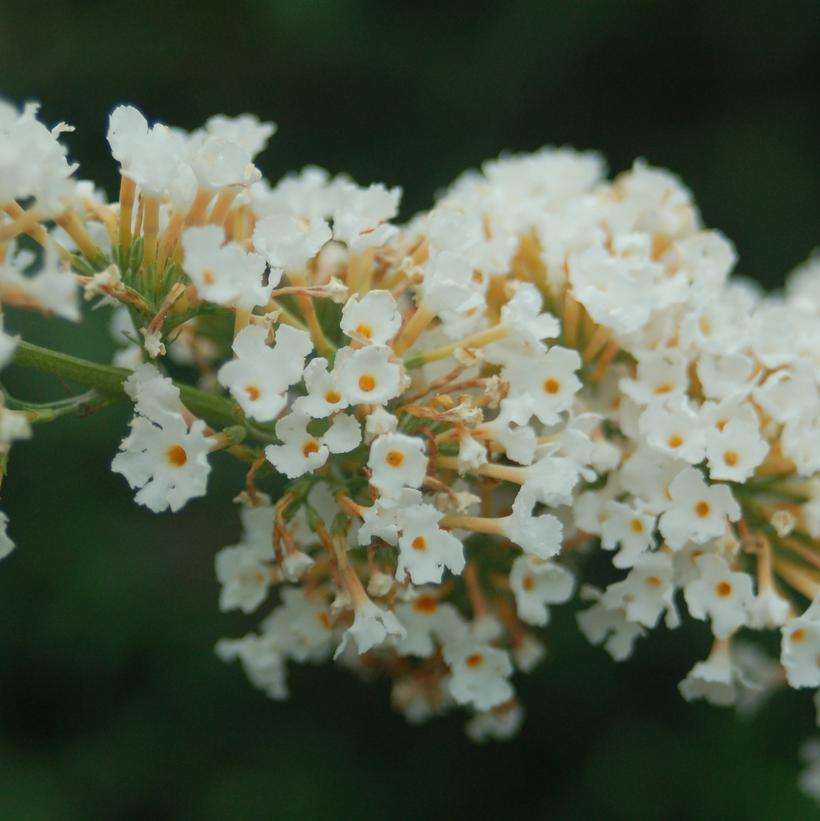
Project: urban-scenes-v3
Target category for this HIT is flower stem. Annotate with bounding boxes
[12,339,242,429]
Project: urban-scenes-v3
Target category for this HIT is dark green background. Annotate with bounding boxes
[2,1,819,819]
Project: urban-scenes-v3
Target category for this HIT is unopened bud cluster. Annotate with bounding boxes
[2,100,820,787]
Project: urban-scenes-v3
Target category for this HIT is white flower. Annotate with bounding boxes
[334,344,405,405]
[638,396,705,464]
[340,290,401,345]
[620,349,689,404]
[748,588,791,629]
[215,506,276,613]
[281,549,315,583]
[781,598,820,688]
[465,704,524,743]
[457,433,488,474]
[576,591,645,662]
[704,418,769,482]
[367,433,428,497]
[188,135,261,190]
[364,406,398,442]
[112,414,215,513]
[395,503,465,585]
[419,250,483,318]
[265,411,360,478]
[782,409,820,477]
[798,739,820,806]
[292,357,348,419]
[443,640,514,711]
[519,453,582,507]
[480,396,536,465]
[753,365,817,424]
[568,245,654,335]
[357,488,423,547]
[334,599,407,658]
[659,467,741,549]
[0,405,32,446]
[499,283,560,346]
[393,594,467,658]
[677,642,760,708]
[123,363,184,424]
[252,212,331,272]
[0,242,80,321]
[602,552,679,629]
[332,182,401,250]
[512,634,546,673]
[182,225,273,309]
[501,486,563,560]
[216,633,289,700]
[258,587,336,664]
[0,328,18,370]
[217,324,313,422]
[683,554,754,639]
[0,101,77,210]
[0,511,14,560]
[509,556,574,626]
[697,353,755,400]
[199,113,276,158]
[600,501,657,568]
[107,105,187,197]
[503,346,582,426]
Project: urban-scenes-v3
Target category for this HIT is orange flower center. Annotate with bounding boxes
[667,434,684,448]
[303,440,320,457]
[414,595,438,614]
[355,323,373,339]
[630,518,644,533]
[522,576,535,592]
[244,384,261,401]
[543,378,560,394]
[411,536,427,552]
[645,575,662,588]
[324,390,341,404]
[791,627,807,643]
[465,653,484,668]
[385,450,405,467]
[166,444,188,467]
[358,374,376,392]
[202,270,216,285]
[715,581,732,598]
[723,450,738,467]
[694,501,711,518]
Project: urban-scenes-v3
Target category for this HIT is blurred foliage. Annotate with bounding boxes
[1,1,820,819]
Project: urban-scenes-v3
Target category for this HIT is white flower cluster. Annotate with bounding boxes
[1,101,820,796]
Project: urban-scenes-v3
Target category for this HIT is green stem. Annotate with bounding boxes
[3,388,113,422]
[11,339,243,430]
